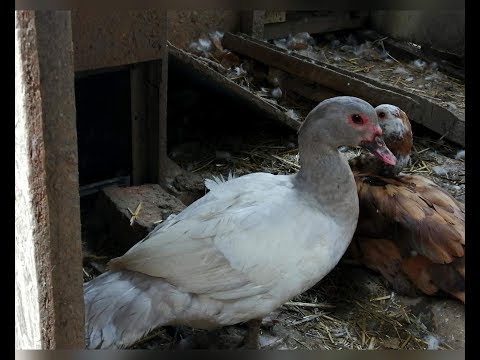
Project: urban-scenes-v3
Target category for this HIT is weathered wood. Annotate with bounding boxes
[223,33,420,113]
[131,57,179,186]
[148,59,178,185]
[283,76,343,102]
[93,184,187,253]
[223,32,465,146]
[263,11,368,40]
[357,30,464,80]
[168,44,302,131]
[15,10,84,349]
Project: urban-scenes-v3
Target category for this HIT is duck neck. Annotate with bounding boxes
[294,144,359,221]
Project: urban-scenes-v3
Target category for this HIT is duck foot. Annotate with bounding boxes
[172,329,221,350]
[237,318,262,349]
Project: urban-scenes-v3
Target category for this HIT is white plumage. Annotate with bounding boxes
[84,96,396,349]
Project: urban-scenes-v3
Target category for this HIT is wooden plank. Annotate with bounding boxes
[144,58,177,185]
[130,15,168,186]
[223,33,420,114]
[357,30,464,80]
[223,32,465,146]
[168,44,302,131]
[263,12,368,40]
[283,76,343,102]
[15,10,84,349]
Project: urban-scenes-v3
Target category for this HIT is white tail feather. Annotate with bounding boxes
[84,270,192,349]
[204,171,236,191]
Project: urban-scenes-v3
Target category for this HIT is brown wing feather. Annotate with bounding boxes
[354,172,464,264]
[350,171,465,303]
[400,255,465,303]
[400,255,439,295]
[350,237,417,297]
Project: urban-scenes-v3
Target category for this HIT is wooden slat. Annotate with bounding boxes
[223,32,465,146]
[357,30,464,80]
[168,44,302,131]
[146,60,161,183]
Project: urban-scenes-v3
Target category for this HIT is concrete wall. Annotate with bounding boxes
[370,10,465,58]
[71,10,243,70]
[71,10,167,72]
[167,10,242,48]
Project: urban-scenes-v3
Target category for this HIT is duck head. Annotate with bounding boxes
[375,104,413,174]
[299,96,397,166]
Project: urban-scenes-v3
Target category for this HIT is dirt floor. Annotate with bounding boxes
[125,266,465,350]
[81,29,464,350]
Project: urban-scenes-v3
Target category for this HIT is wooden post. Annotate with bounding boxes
[158,27,169,185]
[15,10,85,349]
[130,63,148,185]
[130,11,170,185]
[145,60,161,183]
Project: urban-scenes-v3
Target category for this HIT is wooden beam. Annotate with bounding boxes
[15,10,84,349]
[263,11,368,40]
[283,76,343,102]
[146,60,161,183]
[168,44,302,131]
[357,30,464,80]
[223,33,420,112]
[223,32,464,146]
[130,63,148,185]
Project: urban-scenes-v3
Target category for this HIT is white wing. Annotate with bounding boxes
[110,173,337,302]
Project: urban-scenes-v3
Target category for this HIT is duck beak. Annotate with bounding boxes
[360,136,397,165]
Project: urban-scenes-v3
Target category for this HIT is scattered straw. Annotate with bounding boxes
[284,301,335,309]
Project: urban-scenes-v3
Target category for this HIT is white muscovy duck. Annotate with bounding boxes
[84,96,396,349]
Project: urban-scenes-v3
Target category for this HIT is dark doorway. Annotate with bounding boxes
[75,70,132,187]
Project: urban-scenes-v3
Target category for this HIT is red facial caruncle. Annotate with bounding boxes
[349,113,383,142]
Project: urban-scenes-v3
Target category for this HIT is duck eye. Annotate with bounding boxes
[351,114,364,124]
[378,111,386,119]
